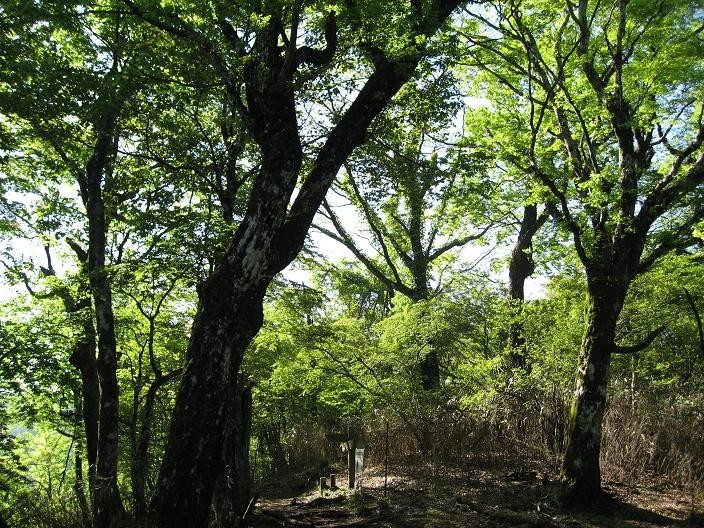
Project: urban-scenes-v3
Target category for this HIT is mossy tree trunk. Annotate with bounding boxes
[562,271,627,497]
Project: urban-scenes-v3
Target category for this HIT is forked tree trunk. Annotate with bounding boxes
[148,78,303,524]
[562,273,627,498]
[507,204,546,369]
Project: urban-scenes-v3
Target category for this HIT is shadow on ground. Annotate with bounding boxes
[250,465,700,527]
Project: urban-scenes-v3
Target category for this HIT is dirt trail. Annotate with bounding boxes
[250,466,701,527]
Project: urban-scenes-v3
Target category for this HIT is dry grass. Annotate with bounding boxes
[256,391,704,526]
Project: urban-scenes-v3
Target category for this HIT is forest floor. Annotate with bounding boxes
[250,463,703,528]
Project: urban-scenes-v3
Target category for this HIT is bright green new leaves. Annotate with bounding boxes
[462,0,704,268]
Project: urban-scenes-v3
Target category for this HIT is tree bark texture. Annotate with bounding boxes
[212,381,253,526]
[69,317,100,495]
[146,277,267,527]
[561,272,627,498]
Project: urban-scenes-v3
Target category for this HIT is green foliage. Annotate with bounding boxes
[613,254,704,393]
[0,0,702,520]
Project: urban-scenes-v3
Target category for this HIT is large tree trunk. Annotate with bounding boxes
[146,57,305,522]
[91,257,124,528]
[212,381,253,527]
[561,273,627,499]
[143,4,462,526]
[147,278,268,528]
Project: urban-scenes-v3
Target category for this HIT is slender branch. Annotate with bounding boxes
[344,166,411,275]
[638,104,704,229]
[121,0,246,115]
[637,214,702,273]
[427,222,495,261]
[314,204,415,298]
[612,326,665,354]
[121,0,192,38]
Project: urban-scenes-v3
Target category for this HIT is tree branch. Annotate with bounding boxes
[684,288,704,359]
[427,221,495,261]
[638,104,704,230]
[314,202,415,298]
[612,326,665,354]
[269,0,464,272]
[66,238,89,263]
[295,11,337,68]
[344,166,411,274]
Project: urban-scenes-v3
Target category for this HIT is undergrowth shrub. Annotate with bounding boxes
[4,489,83,528]
[602,393,704,491]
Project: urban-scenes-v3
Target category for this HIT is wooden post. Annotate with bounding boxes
[330,474,336,489]
[319,477,327,496]
[348,437,357,489]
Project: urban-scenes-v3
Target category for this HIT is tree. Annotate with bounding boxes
[315,77,497,390]
[2,6,138,527]
[464,0,704,499]
[0,3,205,524]
[119,1,466,525]
[120,272,183,528]
[0,140,100,518]
[0,2,131,521]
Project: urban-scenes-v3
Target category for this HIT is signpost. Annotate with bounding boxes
[354,448,365,488]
